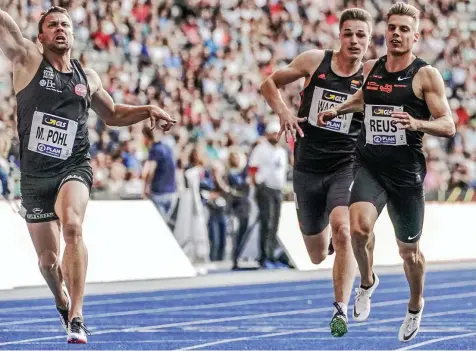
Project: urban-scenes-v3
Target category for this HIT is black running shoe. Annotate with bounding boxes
[67,317,91,344]
[328,239,335,256]
[56,287,70,333]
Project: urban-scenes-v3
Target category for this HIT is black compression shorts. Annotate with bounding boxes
[20,162,93,223]
[293,165,353,235]
[349,163,425,243]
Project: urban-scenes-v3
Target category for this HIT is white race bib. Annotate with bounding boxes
[27,111,78,160]
[308,87,353,134]
[364,104,407,146]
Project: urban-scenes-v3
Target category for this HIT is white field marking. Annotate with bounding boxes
[0,280,338,314]
[177,305,476,351]
[394,331,476,351]
[2,290,476,347]
[0,271,471,314]
[2,278,476,327]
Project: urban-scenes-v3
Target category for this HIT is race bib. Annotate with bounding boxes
[308,87,353,134]
[27,111,78,160]
[364,104,407,146]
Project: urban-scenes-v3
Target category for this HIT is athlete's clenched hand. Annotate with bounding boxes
[317,108,338,126]
[278,113,307,143]
[392,111,419,131]
[149,106,177,131]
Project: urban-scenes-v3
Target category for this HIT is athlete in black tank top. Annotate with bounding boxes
[260,8,373,338]
[16,58,91,177]
[357,55,431,187]
[295,50,364,173]
[317,3,455,342]
[0,6,176,344]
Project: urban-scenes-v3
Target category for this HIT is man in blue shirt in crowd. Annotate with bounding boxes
[142,128,177,226]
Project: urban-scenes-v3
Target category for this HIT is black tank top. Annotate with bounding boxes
[16,58,91,177]
[295,50,364,173]
[358,55,431,187]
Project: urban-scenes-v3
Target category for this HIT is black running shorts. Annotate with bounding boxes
[349,163,425,243]
[20,162,93,223]
[293,165,353,235]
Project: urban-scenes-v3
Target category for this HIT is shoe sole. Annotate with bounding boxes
[67,339,87,344]
[330,318,348,337]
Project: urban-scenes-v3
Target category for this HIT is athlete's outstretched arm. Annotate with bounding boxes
[260,49,324,141]
[392,66,456,138]
[0,8,34,63]
[318,59,377,125]
[85,68,176,130]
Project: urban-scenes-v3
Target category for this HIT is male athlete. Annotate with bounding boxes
[260,8,372,337]
[0,6,175,343]
[318,2,455,342]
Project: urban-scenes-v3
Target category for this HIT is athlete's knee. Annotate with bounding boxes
[309,249,327,265]
[62,218,83,244]
[332,223,351,251]
[350,218,372,245]
[399,246,423,265]
[38,250,59,272]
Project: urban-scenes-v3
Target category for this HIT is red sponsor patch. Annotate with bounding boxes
[75,84,87,97]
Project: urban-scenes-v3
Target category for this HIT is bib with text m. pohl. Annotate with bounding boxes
[364,104,407,146]
[308,87,353,134]
[27,111,78,160]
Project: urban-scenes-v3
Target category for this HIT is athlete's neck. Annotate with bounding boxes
[43,51,72,73]
[333,51,361,76]
[385,53,416,73]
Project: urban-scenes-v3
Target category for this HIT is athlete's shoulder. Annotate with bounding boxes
[414,64,443,89]
[82,67,102,94]
[292,49,326,67]
[363,58,379,77]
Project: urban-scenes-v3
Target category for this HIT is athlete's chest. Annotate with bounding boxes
[36,65,89,106]
[311,70,362,95]
[363,71,415,105]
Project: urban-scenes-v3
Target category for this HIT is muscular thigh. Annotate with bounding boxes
[326,164,354,212]
[386,186,425,244]
[349,164,388,215]
[293,169,329,235]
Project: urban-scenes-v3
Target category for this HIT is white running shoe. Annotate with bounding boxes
[353,273,380,321]
[398,299,425,342]
[67,317,91,344]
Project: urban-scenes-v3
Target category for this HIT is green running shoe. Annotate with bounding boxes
[330,302,348,337]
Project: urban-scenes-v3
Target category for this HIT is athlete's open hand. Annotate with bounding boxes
[278,113,307,143]
[318,108,338,126]
[149,106,177,131]
[392,111,419,131]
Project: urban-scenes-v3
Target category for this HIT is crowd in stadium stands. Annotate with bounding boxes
[0,0,475,262]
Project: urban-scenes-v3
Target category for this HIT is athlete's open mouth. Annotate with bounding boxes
[55,35,66,42]
[390,39,401,44]
[349,47,360,53]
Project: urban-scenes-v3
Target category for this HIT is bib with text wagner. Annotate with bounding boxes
[364,104,407,146]
[27,111,78,160]
[308,87,353,134]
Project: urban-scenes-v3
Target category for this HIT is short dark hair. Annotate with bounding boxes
[339,8,373,32]
[387,2,420,29]
[38,6,72,34]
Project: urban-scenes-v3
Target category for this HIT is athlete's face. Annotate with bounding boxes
[339,20,371,61]
[38,13,74,54]
[386,15,419,56]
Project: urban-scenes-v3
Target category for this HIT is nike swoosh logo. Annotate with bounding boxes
[353,306,360,318]
[407,232,421,240]
[403,328,418,341]
[397,76,411,81]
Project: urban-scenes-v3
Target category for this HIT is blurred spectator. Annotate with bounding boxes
[249,121,288,268]
[226,149,250,269]
[142,127,177,224]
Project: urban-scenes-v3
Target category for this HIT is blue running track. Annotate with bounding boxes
[0,268,475,350]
